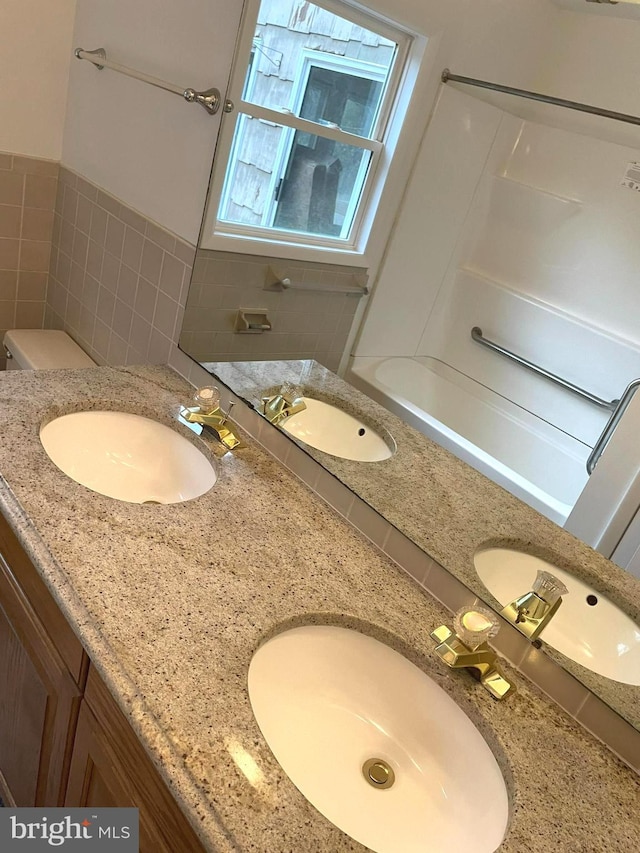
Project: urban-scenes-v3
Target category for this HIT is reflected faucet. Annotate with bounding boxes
[430,606,516,700]
[501,570,568,641]
[181,386,243,451]
[262,383,306,425]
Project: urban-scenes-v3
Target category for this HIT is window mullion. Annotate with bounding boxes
[237,100,382,153]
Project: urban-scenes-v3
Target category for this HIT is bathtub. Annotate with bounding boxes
[347,356,590,526]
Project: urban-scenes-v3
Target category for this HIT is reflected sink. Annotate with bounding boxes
[248,625,509,853]
[280,398,393,462]
[40,411,216,504]
[474,549,640,685]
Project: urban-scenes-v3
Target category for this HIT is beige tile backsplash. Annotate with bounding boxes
[0,152,58,369]
[46,167,195,366]
[180,249,365,372]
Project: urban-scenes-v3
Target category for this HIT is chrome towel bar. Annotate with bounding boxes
[75,47,228,116]
[471,327,617,411]
[265,267,368,296]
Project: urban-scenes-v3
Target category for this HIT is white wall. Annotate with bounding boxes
[0,0,77,160]
[62,0,243,243]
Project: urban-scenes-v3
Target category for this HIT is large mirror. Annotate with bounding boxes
[179,0,640,727]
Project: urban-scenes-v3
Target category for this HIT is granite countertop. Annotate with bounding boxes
[0,364,637,852]
[209,359,640,729]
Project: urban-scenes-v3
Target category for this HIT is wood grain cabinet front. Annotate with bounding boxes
[66,669,205,852]
[0,517,85,807]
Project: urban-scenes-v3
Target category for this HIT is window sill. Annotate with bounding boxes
[199,232,370,267]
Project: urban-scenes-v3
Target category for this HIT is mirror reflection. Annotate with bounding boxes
[179,0,640,726]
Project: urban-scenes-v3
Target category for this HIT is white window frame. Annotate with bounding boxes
[257,50,388,234]
[200,0,414,265]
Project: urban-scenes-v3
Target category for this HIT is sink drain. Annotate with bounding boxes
[362,758,395,789]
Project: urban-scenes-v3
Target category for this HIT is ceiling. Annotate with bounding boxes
[551,0,640,20]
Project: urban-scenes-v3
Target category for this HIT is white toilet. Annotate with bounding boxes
[3,330,96,370]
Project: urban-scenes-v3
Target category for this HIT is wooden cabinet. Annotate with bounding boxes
[0,512,205,851]
[66,669,205,852]
[0,515,84,807]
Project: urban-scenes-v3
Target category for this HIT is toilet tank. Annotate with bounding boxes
[3,330,95,370]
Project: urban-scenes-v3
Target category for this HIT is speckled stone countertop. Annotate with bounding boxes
[0,364,638,852]
[208,359,640,729]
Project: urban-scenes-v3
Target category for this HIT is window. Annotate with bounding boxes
[202,0,413,259]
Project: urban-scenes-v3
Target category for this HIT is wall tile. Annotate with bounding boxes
[0,271,18,300]
[111,298,133,340]
[179,248,365,369]
[116,263,138,307]
[24,175,57,210]
[119,205,147,234]
[0,172,25,206]
[15,301,45,327]
[76,195,93,235]
[519,645,589,715]
[18,272,48,301]
[0,205,22,239]
[146,220,175,254]
[577,695,640,772]
[140,239,163,284]
[134,276,158,320]
[22,208,54,242]
[383,527,433,585]
[0,154,58,358]
[0,239,20,269]
[90,205,108,246]
[21,240,51,272]
[11,156,58,177]
[44,167,195,375]
[105,216,125,259]
[122,227,144,272]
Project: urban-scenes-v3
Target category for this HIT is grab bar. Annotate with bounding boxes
[471,327,617,411]
[75,47,225,115]
[587,379,640,474]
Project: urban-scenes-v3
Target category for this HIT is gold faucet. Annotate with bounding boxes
[181,386,243,451]
[430,606,515,700]
[261,383,306,425]
[501,570,568,641]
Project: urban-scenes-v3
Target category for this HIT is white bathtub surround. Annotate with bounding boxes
[353,84,640,544]
[348,355,588,525]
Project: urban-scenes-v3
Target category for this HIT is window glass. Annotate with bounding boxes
[245,0,397,129]
[213,0,408,249]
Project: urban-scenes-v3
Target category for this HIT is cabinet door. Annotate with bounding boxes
[0,552,82,807]
[66,674,205,853]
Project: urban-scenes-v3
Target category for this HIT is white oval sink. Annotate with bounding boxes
[474,548,640,685]
[280,398,392,462]
[248,625,509,853]
[40,411,216,504]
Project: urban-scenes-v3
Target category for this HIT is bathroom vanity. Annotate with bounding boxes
[0,364,638,851]
[0,514,204,851]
